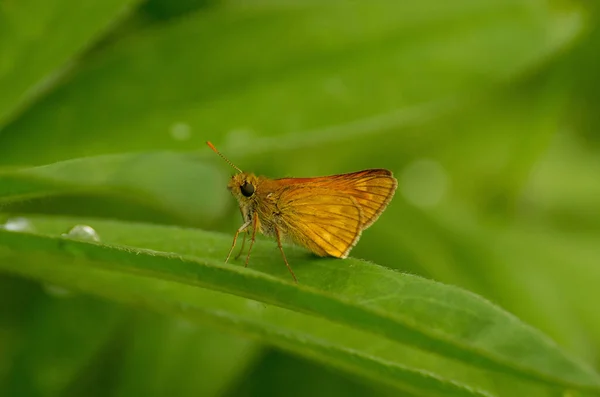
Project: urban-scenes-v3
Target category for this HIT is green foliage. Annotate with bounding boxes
[1,1,599,397]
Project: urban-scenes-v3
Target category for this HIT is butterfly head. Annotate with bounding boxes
[206,141,261,208]
[227,172,259,202]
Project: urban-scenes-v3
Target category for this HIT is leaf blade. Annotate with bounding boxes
[0,216,597,393]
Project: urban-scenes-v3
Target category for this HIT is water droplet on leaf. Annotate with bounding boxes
[0,217,34,232]
[62,224,101,242]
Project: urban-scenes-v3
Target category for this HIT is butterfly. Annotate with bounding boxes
[208,141,397,282]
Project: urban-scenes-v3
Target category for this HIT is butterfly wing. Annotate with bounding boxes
[271,169,397,258]
[275,187,364,258]
[332,169,398,229]
[275,168,397,228]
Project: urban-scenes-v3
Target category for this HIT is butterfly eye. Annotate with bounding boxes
[240,181,255,197]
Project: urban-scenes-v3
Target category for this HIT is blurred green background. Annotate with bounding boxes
[1,0,600,396]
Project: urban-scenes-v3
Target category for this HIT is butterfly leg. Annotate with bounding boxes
[226,220,251,263]
[274,225,298,283]
[234,230,248,260]
[244,212,259,268]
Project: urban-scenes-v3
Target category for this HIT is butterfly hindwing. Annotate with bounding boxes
[277,188,363,258]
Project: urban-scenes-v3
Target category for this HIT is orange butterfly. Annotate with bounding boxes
[208,141,397,282]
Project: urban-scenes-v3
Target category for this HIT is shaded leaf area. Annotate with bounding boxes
[0,152,230,225]
[0,0,142,127]
[141,0,217,21]
[0,274,262,397]
[111,313,262,397]
[0,0,582,166]
[1,259,488,397]
[565,5,600,148]
[2,294,125,397]
[223,349,404,397]
[0,216,598,397]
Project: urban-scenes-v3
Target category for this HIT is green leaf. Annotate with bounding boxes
[114,313,262,397]
[227,349,405,397]
[5,294,125,397]
[0,216,598,396]
[0,0,583,165]
[0,153,229,224]
[0,0,142,127]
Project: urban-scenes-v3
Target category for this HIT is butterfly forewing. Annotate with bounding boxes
[335,169,398,229]
[274,169,397,228]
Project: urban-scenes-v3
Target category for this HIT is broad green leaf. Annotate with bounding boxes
[0,152,229,224]
[4,294,124,397]
[0,0,142,128]
[0,275,42,393]
[0,252,486,397]
[141,0,215,21]
[114,313,262,397]
[0,216,598,396]
[226,349,402,397]
[0,0,583,166]
[566,9,600,148]
[491,228,600,363]
[0,220,494,397]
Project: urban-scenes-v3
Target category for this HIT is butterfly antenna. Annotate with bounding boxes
[206,141,243,173]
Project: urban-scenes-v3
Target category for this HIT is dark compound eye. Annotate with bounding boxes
[240,181,255,197]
